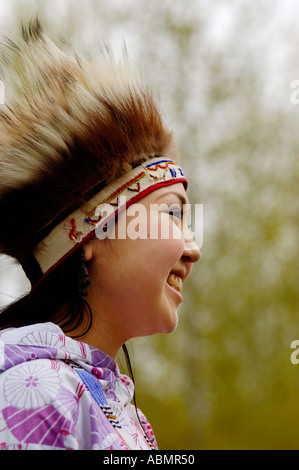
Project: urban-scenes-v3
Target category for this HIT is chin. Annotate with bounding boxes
[135,298,180,337]
[140,313,178,337]
[159,309,179,334]
[161,323,178,335]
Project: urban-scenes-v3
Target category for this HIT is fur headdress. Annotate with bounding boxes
[0,19,186,286]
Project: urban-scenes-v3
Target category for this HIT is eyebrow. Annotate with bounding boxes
[154,190,189,206]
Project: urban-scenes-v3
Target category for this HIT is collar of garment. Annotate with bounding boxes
[0,322,134,407]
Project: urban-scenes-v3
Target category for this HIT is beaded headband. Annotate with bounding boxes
[32,157,187,285]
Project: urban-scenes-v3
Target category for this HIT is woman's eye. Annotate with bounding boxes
[168,207,183,219]
[166,205,192,231]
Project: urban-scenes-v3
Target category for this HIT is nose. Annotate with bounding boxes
[182,237,201,264]
[181,221,201,264]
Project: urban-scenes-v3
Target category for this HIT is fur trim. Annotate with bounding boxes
[0,19,176,263]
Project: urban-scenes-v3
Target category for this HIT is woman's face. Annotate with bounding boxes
[84,183,200,350]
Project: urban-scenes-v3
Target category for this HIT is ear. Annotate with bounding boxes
[83,239,97,262]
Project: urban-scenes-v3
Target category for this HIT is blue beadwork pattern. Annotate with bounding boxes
[75,368,108,406]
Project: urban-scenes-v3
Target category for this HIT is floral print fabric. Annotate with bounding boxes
[0,323,157,450]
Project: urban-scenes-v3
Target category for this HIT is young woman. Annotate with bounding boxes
[0,20,200,450]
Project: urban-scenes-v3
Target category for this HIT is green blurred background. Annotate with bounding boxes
[1,0,299,450]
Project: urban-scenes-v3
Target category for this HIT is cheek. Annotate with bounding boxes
[132,214,186,286]
[150,213,185,266]
[140,237,185,289]
[118,238,183,301]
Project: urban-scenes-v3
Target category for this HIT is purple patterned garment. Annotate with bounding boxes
[0,323,157,450]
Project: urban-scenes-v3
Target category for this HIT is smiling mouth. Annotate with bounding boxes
[166,273,182,292]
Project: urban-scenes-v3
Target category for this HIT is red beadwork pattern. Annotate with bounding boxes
[64,218,83,242]
[84,173,144,225]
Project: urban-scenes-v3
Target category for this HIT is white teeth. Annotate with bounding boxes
[167,273,182,292]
